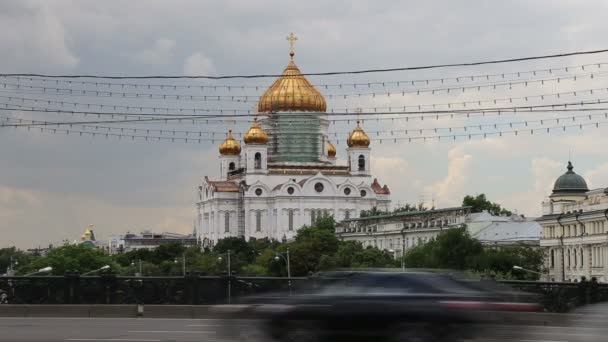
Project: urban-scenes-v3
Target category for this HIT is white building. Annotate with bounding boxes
[336,208,541,258]
[108,231,198,254]
[538,161,608,282]
[196,45,391,247]
[336,207,470,258]
[468,211,541,247]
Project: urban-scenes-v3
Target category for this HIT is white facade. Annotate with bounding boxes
[538,162,608,282]
[335,207,470,258]
[468,211,541,246]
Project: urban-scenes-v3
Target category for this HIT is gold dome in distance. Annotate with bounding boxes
[347,120,370,148]
[243,118,269,145]
[327,140,336,157]
[219,130,241,155]
[257,33,326,113]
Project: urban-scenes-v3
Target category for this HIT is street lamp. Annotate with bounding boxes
[131,259,143,276]
[82,265,110,276]
[25,266,53,276]
[274,248,291,295]
[512,265,543,276]
[217,250,232,304]
[174,254,186,276]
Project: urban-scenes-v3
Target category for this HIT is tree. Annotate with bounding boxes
[0,247,32,274]
[462,194,512,216]
[17,245,116,276]
[403,228,483,270]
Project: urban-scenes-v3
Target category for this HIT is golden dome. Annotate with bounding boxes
[347,121,371,148]
[257,54,326,113]
[244,118,269,144]
[327,140,336,157]
[219,130,241,155]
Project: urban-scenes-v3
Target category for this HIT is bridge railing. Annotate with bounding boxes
[1,274,606,311]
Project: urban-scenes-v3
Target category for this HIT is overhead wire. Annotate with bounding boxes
[3,47,608,79]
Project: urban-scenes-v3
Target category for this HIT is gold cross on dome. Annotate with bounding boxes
[286,32,298,59]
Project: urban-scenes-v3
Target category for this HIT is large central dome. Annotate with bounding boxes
[257,56,326,113]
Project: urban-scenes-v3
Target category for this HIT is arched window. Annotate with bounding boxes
[254,152,262,169]
[228,162,236,171]
[358,155,365,171]
[288,210,294,231]
[255,211,262,232]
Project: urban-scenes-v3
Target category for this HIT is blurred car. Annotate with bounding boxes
[234,270,542,342]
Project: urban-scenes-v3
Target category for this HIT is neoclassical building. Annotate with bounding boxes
[196,43,391,247]
[538,161,608,282]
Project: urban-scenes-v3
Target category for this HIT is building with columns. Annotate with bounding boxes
[196,39,391,247]
[538,161,608,282]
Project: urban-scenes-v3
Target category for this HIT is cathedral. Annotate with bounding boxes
[196,36,391,246]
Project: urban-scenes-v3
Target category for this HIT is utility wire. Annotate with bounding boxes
[3,48,608,79]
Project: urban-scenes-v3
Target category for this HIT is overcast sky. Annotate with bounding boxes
[2,0,608,249]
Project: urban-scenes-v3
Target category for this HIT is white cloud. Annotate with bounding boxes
[183,52,215,75]
[0,1,78,70]
[134,38,176,65]
[425,147,473,208]
[584,163,608,190]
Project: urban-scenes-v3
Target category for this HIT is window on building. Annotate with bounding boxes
[550,250,555,268]
[228,162,236,171]
[224,212,230,233]
[311,210,316,225]
[255,211,261,232]
[358,155,365,171]
[345,210,350,220]
[581,248,584,267]
[254,152,262,169]
[288,210,294,231]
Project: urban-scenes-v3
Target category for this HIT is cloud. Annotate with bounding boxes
[425,147,473,208]
[0,1,78,70]
[0,184,195,249]
[183,52,215,75]
[499,158,563,216]
[134,38,176,65]
[584,163,608,190]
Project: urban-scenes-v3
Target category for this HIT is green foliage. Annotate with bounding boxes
[0,247,32,274]
[402,228,543,280]
[17,245,117,275]
[360,204,432,218]
[462,194,512,216]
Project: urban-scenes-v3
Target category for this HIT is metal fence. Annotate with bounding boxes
[1,274,607,312]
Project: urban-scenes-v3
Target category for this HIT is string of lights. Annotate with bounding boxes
[1,70,604,101]
[3,111,606,137]
[6,115,608,144]
[2,99,608,125]
[3,47,608,79]
[4,61,604,91]
[2,83,608,116]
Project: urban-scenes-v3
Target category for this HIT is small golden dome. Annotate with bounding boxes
[219,130,241,155]
[257,55,326,113]
[347,121,370,148]
[244,118,269,144]
[327,140,336,157]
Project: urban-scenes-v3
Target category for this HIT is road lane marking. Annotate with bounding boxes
[128,330,216,334]
[65,339,161,342]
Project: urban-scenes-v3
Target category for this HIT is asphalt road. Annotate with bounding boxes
[1,305,608,342]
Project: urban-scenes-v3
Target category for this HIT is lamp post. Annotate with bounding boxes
[82,265,110,276]
[7,257,18,276]
[217,250,232,304]
[131,259,143,276]
[174,254,186,276]
[25,267,52,276]
[274,248,291,295]
[512,265,543,276]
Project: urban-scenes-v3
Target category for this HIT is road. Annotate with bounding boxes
[1,304,608,342]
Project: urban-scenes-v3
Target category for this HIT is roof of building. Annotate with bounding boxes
[345,206,471,222]
[371,178,390,195]
[471,220,541,244]
[207,178,240,192]
[257,50,326,113]
[552,161,589,195]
